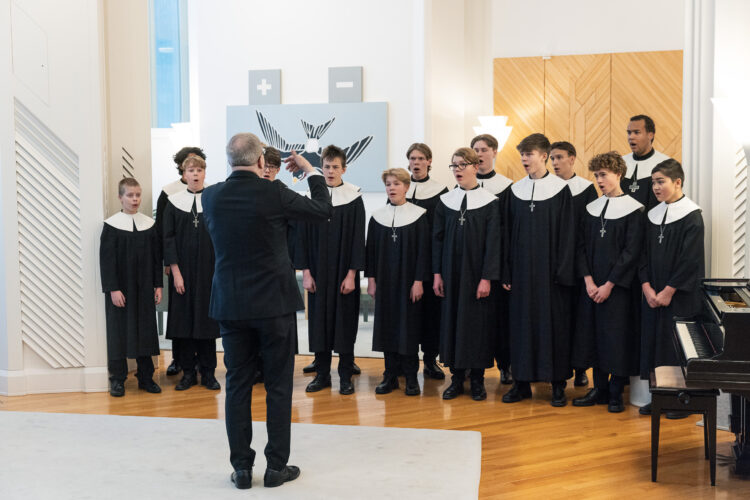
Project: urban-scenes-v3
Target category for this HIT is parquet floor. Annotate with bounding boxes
[2,353,749,499]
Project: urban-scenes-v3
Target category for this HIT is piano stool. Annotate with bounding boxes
[650,366,720,486]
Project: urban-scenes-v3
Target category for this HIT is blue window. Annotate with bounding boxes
[149,0,189,128]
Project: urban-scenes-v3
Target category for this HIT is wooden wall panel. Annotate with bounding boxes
[493,57,544,180]
[544,54,611,183]
[611,50,683,161]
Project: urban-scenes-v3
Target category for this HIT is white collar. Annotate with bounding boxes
[371,202,426,228]
[477,172,513,195]
[104,211,155,232]
[586,194,644,219]
[648,196,701,225]
[323,182,361,206]
[407,177,447,199]
[162,179,188,196]
[510,173,567,201]
[168,189,204,213]
[623,150,671,180]
[439,186,497,211]
[565,175,594,197]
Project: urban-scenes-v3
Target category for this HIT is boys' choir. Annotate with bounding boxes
[101,113,704,418]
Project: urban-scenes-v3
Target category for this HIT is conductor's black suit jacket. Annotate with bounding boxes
[202,170,332,322]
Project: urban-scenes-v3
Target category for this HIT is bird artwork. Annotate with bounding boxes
[255,110,374,177]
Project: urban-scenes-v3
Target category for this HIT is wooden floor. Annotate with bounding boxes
[2,353,749,499]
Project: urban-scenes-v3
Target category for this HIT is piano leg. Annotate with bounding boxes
[707,399,717,486]
[651,400,661,482]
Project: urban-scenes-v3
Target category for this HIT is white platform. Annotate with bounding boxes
[0,411,481,499]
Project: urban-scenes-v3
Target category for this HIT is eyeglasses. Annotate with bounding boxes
[262,165,280,171]
[448,162,476,171]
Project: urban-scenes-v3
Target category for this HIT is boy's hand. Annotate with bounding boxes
[592,281,614,304]
[655,286,676,307]
[584,275,598,299]
[410,281,424,303]
[164,266,171,276]
[110,291,126,308]
[303,269,316,293]
[173,274,185,294]
[154,287,163,305]
[502,283,511,291]
[642,282,659,308]
[433,274,445,297]
[340,275,356,295]
[476,279,491,299]
[367,277,376,298]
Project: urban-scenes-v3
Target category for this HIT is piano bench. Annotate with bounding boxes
[650,366,720,486]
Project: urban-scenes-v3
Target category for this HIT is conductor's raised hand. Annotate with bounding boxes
[433,274,445,297]
[284,150,315,174]
[476,279,491,300]
[303,269,316,293]
[110,290,126,308]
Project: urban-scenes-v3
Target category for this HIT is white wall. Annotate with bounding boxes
[188,0,426,189]
[491,0,685,58]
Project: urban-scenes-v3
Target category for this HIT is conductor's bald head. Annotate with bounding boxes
[226,133,264,169]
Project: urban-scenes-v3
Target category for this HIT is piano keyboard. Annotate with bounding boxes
[675,321,722,361]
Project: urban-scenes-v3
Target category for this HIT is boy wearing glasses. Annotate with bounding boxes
[433,147,501,401]
[501,133,576,407]
[295,145,366,395]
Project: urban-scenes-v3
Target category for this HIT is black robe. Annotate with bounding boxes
[620,149,671,210]
[162,189,219,340]
[504,172,577,382]
[365,202,430,355]
[639,196,705,378]
[433,186,501,369]
[572,194,645,376]
[564,175,598,369]
[100,212,162,360]
[477,170,514,369]
[407,175,449,354]
[155,178,187,253]
[295,182,366,353]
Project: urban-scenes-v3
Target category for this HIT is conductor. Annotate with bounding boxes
[202,133,332,489]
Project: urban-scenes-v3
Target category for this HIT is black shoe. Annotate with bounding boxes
[166,360,181,376]
[404,378,420,396]
[470,380,487,401]
[231,469,252,489]
[666,411,690,420]
[502,383,532,403]
[608,396,625,413]
[138,379,162,394]
[109,380,125,397]
[175,373,198,391]
[264,465,300,488]
[305,374,331,393]
[574,370,589,387]
[572,388,608,407]
[551,385,567,407]
[352,362,361,376]
[201,374,221,390]
[442,380,464,400]
[339,378,355,395]
[423,359,446,380]
[375,377,399,394]
[639,403,652,415]
[500,368,513,385]
[302,360,318,374]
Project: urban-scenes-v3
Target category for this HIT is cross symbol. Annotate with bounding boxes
[458,213,466,225]
[629,180,639,193]
[529,202,535,212]
[257,78,272,96]
[391,232,398,242]
[600,227,607,238]
[658,233,665,244]
[193,218,199,228]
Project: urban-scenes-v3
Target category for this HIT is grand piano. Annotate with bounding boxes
[673,278,750,474]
